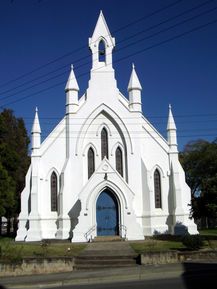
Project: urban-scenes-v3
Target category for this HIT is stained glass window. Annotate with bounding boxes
[101,128,108,159]
[116,147,123,177]
[51,171,58,211]
[154,169,162,209]
[88,147,95,179]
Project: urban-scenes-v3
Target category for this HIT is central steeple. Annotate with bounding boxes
[89,11,115,70]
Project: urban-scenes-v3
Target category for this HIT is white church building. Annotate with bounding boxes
[16,12,198,242]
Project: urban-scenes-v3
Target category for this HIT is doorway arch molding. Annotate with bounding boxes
[84,180,130,213]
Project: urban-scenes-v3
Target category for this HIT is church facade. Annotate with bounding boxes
[16,12,198,242]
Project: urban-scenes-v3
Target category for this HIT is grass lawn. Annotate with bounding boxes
[0,237,86,261]
[130,239,185,254]
[199,228,217,236]
[131,229,217,254]
[1,228,217,260]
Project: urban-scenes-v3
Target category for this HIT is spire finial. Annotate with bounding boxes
[65,64,79,92]
[128,63,142,92]
[32,107,41,134]
[167,103,176,131]
[167,103,178,151]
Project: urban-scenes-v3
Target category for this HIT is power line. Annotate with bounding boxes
[0,0,184,89]
[117,0,216,46]
[17,112,217,120]
[30,134,217,140]
[29,128,217,134]
[116,5,217,53]
[1,16,217,108]
[0,0,215,99]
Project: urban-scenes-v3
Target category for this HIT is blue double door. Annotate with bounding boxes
[96,190,119,236]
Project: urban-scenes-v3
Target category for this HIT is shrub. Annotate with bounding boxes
[0,239,23,263]
[182,234,204,250]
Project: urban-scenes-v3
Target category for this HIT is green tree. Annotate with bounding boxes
[0,109,30,232]
[180,139,217,226]
[0,163,15,235]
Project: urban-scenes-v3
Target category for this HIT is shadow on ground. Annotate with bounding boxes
[182,261,217,289]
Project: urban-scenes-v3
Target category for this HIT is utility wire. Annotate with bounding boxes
[1,15,217,109]
[0,0,215,98]
[17,112,217,120]
[0,0,184,89]
[28,134,217,140]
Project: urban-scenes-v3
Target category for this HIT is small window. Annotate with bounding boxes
[101,128,108,159]
[51,171,58,211]
[116,147,123,177]
[98,39,106,62]
[88,147,95,179]
[154,169,162,208]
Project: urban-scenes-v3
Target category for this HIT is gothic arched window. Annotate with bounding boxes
[98,39,106,62]
[51,171,58,212]
[88,147,95,179]
[116,146,123,177]
[101,128,108,159]
[154,169,162,209]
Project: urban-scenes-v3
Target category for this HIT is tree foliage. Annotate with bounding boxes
[0,163,15,217]
[0,109,30,220]
[180,139,217,221]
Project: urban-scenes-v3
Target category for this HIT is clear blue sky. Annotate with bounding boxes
[0,0,217,151]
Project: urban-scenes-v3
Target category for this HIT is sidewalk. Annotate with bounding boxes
[2,260,217,289]
[0,263,184,289]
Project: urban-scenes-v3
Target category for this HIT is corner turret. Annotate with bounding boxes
[31,107,41,152]
[128,64,142,112]
[167,104,178,153]
[65,64,79,114]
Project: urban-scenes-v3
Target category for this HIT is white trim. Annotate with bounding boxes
[82,142,99,157]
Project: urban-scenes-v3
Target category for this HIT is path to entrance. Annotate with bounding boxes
[82,241,136,256]
[74,240,138,270]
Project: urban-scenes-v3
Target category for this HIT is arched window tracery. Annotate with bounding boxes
[51,171,58,212]
[88,147,95,179]
[154,169,162,209]
[116,146,123,177]
[101,128,108,159]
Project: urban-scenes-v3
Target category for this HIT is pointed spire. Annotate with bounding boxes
[128,64,142,112]
[31,107,41,134]
[89,11,115,70]
[65,65,79,92]
[167,104,176,131]
[167,104,178,152]
[128,63,142,92]
[31,107,41,152]
[90,11,114,46]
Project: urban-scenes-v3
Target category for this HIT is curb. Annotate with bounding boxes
[0,264,184,289]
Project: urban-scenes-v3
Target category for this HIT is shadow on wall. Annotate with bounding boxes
[174,222,188,235]
[182,262,217,289]
[68,200,81,239]
[153,222,188,236]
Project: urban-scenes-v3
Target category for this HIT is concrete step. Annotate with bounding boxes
[79,250,137,257]
[73,240,138,270]
[74,255,138,270]
[77,255,137,260]
[93,236,123,242]
[74,263,137,270]
[75,259,136,266]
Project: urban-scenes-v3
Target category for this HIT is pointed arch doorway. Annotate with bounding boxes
[96,189,119,236]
